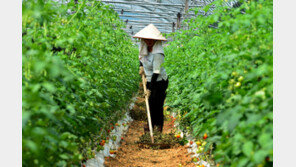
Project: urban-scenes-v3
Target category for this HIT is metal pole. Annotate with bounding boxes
[177,12,181,29]
[185,0,189,14]
[114,9,199,16]
[184,0,189,21]
[172,22,175,32]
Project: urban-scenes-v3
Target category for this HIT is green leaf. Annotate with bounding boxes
[242,141,254,158]
[253,150,268,164]
[237,157,249,167]
[22,111,31,128]
[227,112,242,132]
[25,140,38,153]
[42,82,56,92]
[66,105,76,114]
[259,133,272,150]
[59,154,69,160]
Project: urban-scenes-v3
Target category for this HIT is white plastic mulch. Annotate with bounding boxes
[84,95,138,167]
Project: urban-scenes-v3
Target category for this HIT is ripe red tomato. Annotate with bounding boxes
[203,133,208,139]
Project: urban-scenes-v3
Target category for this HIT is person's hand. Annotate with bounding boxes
[139,66,144,75]
[144,89,151,98]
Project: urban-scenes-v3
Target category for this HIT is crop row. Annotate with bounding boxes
[164,0,273,166]
[22,1,139,166]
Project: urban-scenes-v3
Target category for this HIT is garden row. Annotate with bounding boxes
[164,0,273,166]
[22,1,139,166]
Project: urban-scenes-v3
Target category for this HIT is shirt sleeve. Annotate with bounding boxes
[153,53,164,74]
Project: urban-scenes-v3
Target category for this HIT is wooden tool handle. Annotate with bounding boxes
[141,74,154,143]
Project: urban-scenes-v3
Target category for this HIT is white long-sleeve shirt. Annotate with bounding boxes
[141,52,168,82]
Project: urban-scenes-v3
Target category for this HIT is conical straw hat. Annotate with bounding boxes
[133,24,167,41]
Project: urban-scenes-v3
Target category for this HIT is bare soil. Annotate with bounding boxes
[104,119,195,167]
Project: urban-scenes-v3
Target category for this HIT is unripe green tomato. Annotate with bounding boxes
[27,17,33,24]
[192,157,198,162]
[202,141,207,146]
[234,82,241,88]
[78,154,83,160]
[232,71,238,77]
[199,147,204,152]
[255,90,266,99]
[228,85,233,90]
[238,76,244,82]
[229,79,235,84]
[34,159,39,164]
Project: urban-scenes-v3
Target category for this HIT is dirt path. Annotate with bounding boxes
[104,119,195,167]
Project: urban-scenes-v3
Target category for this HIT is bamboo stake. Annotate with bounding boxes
[141,74,154,143]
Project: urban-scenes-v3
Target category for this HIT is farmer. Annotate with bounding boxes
[133,24,169,133]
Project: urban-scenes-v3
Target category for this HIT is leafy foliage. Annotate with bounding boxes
[164,0,273,166]
[22,0,139,166]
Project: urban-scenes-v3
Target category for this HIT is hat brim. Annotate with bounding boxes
[133,36,167,41]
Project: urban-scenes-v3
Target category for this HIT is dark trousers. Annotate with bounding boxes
[146,79,168,131]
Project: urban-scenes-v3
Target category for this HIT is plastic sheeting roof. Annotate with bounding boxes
[101,0,238,37]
